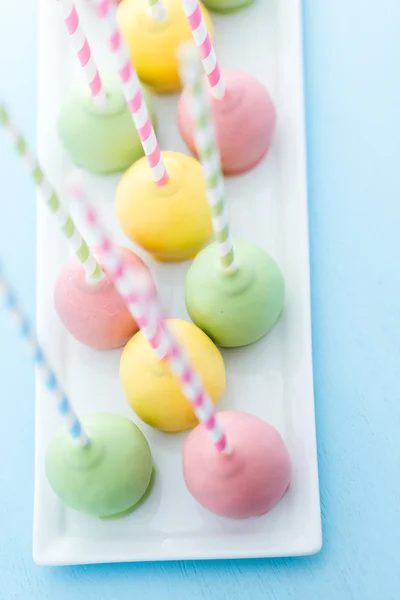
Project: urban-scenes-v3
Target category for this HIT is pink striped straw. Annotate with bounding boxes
[180,0,225,100]
[71,181,230,454]
[95,0,168,186]
[58,0,107,107]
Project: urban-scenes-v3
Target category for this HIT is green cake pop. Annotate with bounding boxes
[46,413,154,519]
[56,2,156,174]
[0,261,154,519]
[185,239,285,347]
[58,75,157,174]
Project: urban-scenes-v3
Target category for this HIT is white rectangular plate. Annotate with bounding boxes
[34,0,322,565]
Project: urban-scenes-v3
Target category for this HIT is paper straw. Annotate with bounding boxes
[0,264,89,446]
[0,104,103,282]
[180,0,225,99]
[148,0,167,22]
[71,182,230,454]
[179,45,236,271]
[95,0,168,186]
[58,0,107,107]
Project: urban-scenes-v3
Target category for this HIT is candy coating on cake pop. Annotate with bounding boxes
[115,151,213,262]
[183,411,291,518]
[57,74,157,174]
[117,0,213,94]
[54,246,149,350]
[46,413,154,519]
[120,318,225,432]
[185,239,285,347]
[178,70,276,175]
[201,0,254,13]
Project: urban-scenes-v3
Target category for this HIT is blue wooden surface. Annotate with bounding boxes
[1,1,399,598]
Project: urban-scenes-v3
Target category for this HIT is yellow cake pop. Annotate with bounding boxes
[115,151,213,261]
[117,0,213,93]
[120,319,226,432]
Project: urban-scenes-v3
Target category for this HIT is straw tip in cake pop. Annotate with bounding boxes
[183,410,291,519]
[120,318,226,432]
[54,246,149,350]
[45,413,154,519]
[118,0,213,94]
[57,74,157,174]
[185,239,285,347]
[178,69,276,175]
[115,151,213,262]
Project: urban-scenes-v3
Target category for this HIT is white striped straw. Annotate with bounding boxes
[58,0,108,107]
[179,44,236,271]
[95,0,168,186]
[0,104,104,282]
[0,264,89,445]
[180,0,225,99]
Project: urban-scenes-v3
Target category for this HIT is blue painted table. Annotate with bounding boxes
[1,1,399,598]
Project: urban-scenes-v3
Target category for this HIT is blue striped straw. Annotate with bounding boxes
[0,264,89,446]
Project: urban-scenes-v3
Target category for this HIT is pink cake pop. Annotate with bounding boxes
[0,105,143,350]
[74,187,292,520]
[54,246,149,350]
[177,1,276,175]
[183,411,291,518]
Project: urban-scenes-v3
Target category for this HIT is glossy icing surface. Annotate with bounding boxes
[120,319,226,432]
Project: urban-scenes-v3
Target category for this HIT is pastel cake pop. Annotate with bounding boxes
[54,245,150,350]
[73,194,291,519]
[183,411,291,518]
[0,266,154,518]
[186,240,285,347]
[46,412,154,518]
[177,0,276,175]
[116,151,212,262]
[117,0,213,93]
[200,0,254,13]
[179,45,284,347]
[120,318,225,432]
[57,0,157,174]
[0,105,142,350]
[96,0,212,261]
